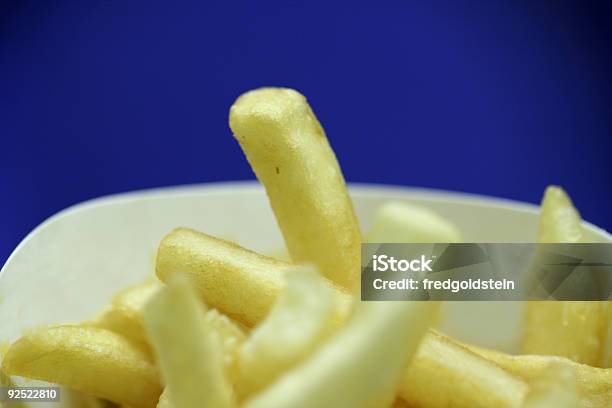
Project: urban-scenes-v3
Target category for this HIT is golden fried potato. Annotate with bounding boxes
[236,266,339,399]
[606,303,612,367]
[523,186,606,366]
[463,342,612,407]
[156,388,171,408]
[155,227,351,327]
[537,186,583,243]
[229,87,361,290]
[367,201,461,243]
[524,301,606,366]
[93,279,162,347]
[243,301,438,408]
[390,398,411,408]
[2,326,161,408]
[93,277,246,381]
[144,275,234,408]
[522,364,579,408]
[400,331,527,408]
[203,308,247,382]
[143,274,234,408]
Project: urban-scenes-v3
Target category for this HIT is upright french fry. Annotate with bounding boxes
[1,326,161,408]
[522,364,580,408]
[155,227,352,327]
[462,342,612,407]
[143,275,234,408]
[229,87,361,289]
[524,300,606,366]
[365,200,457,333]
[237,265,338,399]
[204,308,247,382]
[243,301,439,408]
[538,186,583,243]
[399,330,527,408]
[367,201,461,243]
[523,186,606,366]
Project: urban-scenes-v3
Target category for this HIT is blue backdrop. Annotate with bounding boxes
[1,0,611,264]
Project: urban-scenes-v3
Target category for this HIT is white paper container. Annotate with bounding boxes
[1,182,610,406]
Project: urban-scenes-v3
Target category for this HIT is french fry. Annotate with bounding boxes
[1,326,161,408]
[606,303,612,367]
[390,398,411,408]
[537,186,583,243]
[365,200,457,330]
[0,341,25,408]
[399,330,527,408]
[157,388,171,408]
[229,87,361,289]
[522,364,580,408]
[203,308,247,382]
[236,265,338,399]
[524,300,606,366]
[93,278,246,380]
[523,186,606,366]
[93,278,162,347]
[143,274,234,408]
[155,227,352,327]
[156,227,288,326]
[462,342,612,407]
[243,301,439,408]
[366,201,461,243]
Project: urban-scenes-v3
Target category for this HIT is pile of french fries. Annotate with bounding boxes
[1,88,611,407]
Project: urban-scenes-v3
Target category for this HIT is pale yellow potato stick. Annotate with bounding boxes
[203,308,247,382]
[243,301,439,408]
[93,279,162,346]
[367,201,461,243]
[236,265,338,399]
[538,186,583,243]
[93,278,246,380]
[0,342,24,408]
[390,398,411,408]
[524,300,606,366]
[143,274,234,408]
[155,227,352,327]
[464,342,612,407]
[399,331,527,408]
[606,303,612,367]
[523,186,607,366]
[522,364,580,408]
[365,200,456,328]
[156,388,171,408]
[1,326,161,408]
[229,87,361,289]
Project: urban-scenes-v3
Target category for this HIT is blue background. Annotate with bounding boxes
[1,0,611,264]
